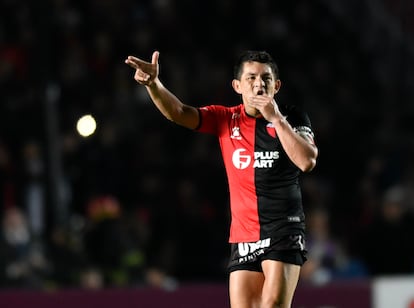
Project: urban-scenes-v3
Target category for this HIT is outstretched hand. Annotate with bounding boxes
[125,51,159,86]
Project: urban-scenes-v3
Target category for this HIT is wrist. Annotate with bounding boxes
[272,114,287,127]
[145,78,160,90]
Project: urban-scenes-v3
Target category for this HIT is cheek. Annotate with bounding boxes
[236,84,250,94]
[268,84,278,94]
[243,83,255,91]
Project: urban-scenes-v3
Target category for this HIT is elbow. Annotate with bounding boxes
[165,114,175,122]
[163,105,182,123]
[298,147,318,172]
[299,158,317,173]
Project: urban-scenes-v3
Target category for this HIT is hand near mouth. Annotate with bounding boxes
[248,95,281,122]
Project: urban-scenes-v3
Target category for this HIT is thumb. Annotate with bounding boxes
[152,51,159,65]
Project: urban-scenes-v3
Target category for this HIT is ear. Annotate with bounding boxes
[274,79,282,94]
[232,79,242,94]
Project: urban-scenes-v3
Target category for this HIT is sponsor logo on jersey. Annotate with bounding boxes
[238,238,271,263]
[290,234,305,251]
[287,216,301,222]
[230,126,242,140]
[232,148,279,169]
[230,113,242,140]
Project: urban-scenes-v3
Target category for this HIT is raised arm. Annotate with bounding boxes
[270,112,318,172]
[125,51,200,130]
[248,96,318,173]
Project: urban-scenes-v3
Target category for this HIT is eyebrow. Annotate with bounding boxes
[245,72,273,78]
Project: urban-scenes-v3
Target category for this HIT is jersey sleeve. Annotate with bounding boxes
[194,105,228,135]
[282,104,315,144]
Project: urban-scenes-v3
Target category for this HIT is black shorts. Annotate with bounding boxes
[227,234,307,273]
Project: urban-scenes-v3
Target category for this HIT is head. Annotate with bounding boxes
[232,50,281,101]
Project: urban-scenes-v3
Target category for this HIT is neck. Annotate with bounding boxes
[244,107,261,118]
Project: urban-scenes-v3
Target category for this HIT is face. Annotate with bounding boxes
[232,61,281,106]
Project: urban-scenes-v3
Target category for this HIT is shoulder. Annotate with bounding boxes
[195,103,241,132]
[279,104,307,116]
[198,103,242,115]
[279,103,312,127]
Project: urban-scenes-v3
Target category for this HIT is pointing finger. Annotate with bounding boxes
[125,56,140,69]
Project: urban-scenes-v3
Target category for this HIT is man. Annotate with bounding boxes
[125,50,318,308]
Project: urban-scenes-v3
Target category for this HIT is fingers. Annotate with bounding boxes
[249,96,275,112]
[124,52,157,85]
[124,58,147,82]
[134,69,150,82]
[151,51,159,65]
[124,55,150,69]
[124,56,139,69]
[125,51,158,68]
[249,95,270,105]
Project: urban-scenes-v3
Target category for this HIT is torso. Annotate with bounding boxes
[197,103,312,243]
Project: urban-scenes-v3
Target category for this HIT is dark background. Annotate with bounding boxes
[1,0,413,289]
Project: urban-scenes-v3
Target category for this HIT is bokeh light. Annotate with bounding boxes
[76,114,97,137]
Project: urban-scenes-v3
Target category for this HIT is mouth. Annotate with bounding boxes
[256,90,264,95]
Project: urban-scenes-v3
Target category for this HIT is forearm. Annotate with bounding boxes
[272,116,318,172]
[146,79,199,129]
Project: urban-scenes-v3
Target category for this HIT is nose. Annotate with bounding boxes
[254,77,265,87]
[254,77,266,94]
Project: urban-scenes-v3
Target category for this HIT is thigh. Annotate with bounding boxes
[229,270,264,308]
[261,260,301,308]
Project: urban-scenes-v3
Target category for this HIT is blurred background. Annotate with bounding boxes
[0,0,414,295]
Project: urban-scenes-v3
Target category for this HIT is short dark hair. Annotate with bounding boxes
[233,50,279,80]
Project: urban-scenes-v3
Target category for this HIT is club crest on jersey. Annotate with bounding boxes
[266,122,277,138]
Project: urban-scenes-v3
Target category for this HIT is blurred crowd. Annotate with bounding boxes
[1,0,414,290]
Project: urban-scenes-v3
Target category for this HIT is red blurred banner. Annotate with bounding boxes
[0,281,373,308]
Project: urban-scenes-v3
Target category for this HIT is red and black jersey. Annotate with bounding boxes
[196,103,315,243]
